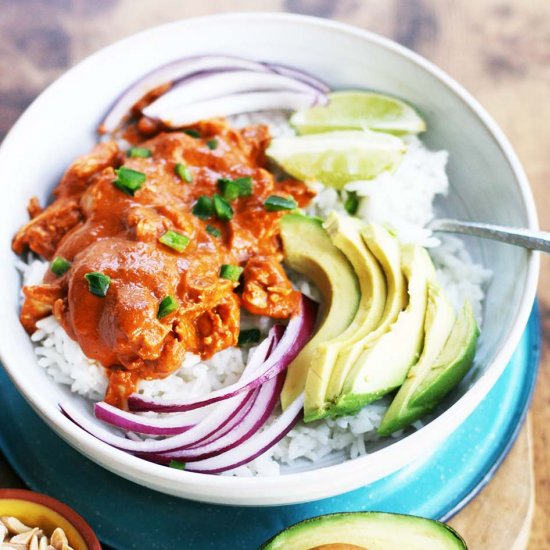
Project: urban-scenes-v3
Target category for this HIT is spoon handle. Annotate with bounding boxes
[429,218,550,253]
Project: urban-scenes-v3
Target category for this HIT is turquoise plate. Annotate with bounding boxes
[0,305,539,550]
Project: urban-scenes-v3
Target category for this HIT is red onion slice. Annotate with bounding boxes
[61,388,254,454]
[144,91,326,129]
[100,55,270,133]
[185,393,304,474]
[92,326,277,435]
[128,294,318,413]
[93,402,204,436]
[264,62,331,94]
[61,326,281,452]
[143,71,324,118]
[183,387,259,450]
[182,327,284,449]
[142,370,285,464]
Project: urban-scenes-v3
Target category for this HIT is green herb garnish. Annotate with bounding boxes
[192,195,214,220]
[213,194,233,221]
[220,264,243,282]
[175,163,193,183]
[84,272,111,297]
[344,191,359,216]
[238,329,261,347]
[183,129,201,138]
[264,195,297,212]
[169,460,186,470]
[113,166,146,196]
[50,256,71,276]
[159,230,190,253]
[234,176,253,197]
[206,139,218,150]
[217,176,253,201]
[206,224,221,238]
[217,179,240,201]
[127,147,152,158]
[158,295,179,319]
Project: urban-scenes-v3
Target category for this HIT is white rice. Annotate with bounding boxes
[19,114,492,476]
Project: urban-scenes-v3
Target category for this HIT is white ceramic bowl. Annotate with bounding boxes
[0,13,539,506]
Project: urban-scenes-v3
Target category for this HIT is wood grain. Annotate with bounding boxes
[449,420,534,550]
[0,1,548,547]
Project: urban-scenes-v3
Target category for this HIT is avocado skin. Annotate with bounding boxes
[303,405,330,423]
[332,388,396,417]
[260,511,467,550]
[377,402,437,436]
[410,301,479,408]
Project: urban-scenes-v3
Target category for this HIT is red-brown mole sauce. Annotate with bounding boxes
[13,118,315,407]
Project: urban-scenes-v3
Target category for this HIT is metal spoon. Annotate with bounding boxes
[428,218,550,253]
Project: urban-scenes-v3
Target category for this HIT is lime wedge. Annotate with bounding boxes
[267,130,406,189]
[290,91,426,135]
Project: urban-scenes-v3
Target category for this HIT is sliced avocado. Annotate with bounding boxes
[378,281,456,436]
[279,214,360,410]
[324,223,408,413]
[333,245,433,416]
[261,512,467,550]
[410,300,479,407]
[304,213,387,421]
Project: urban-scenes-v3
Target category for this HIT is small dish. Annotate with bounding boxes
[0,489,100,549]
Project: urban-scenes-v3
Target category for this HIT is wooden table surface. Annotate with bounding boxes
[1,1,549,548]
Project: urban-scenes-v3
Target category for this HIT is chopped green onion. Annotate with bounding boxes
[127,147,152,158]
[217,176,253,201]
[183,129,201,138]
[84,272,111,297]
[344,191,359,216]
[206,139,218,150]
[159,230,190,253]
[158,295,179,319]
[264,195,297,212]
[169,460,186,470]
[50,256,71,276]
[217,178,240,201]
[175,162,193,183]
[234,176,253,197]
[113,166,146,196]
[192,195,214,220]
[238,329,261,347]
[220,264,243,282]
[206,224,221,238]
[213,194,233,221]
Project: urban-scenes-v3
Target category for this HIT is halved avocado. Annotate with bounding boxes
[378,281,456,436]
[304,213,387,421]
[279,214,361,410]
[333,245,433,416]
[260,512,467,550]
[323,223,408,414]
[410,300,479,407]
